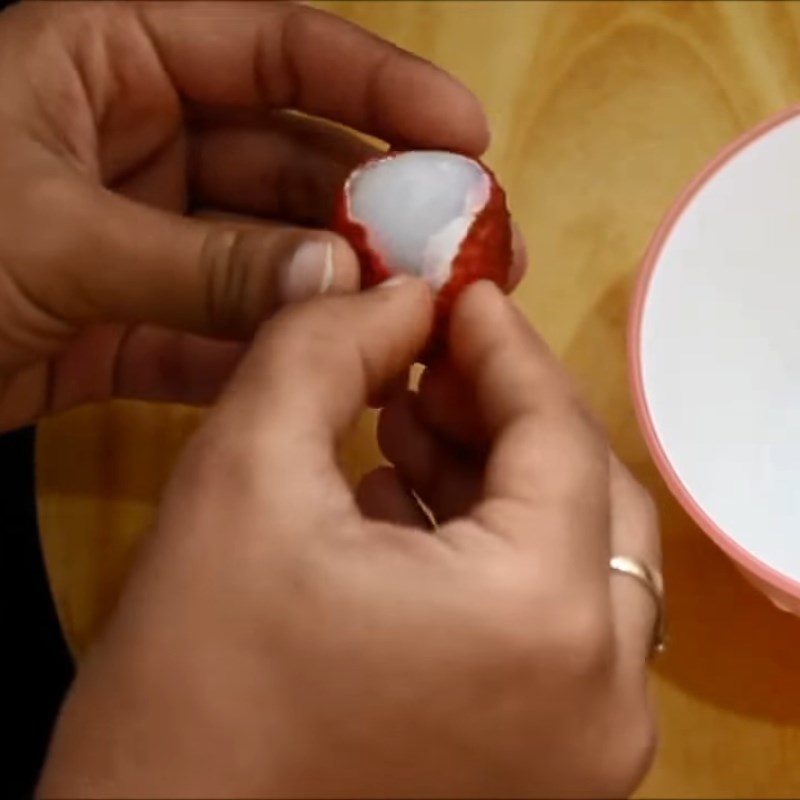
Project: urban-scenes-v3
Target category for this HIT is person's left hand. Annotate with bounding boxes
[0,0,524,430]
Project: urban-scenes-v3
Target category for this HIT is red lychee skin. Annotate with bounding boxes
[333,152,512,355]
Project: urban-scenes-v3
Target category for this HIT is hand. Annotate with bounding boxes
[0,0,525,430]
[39,279,659,798]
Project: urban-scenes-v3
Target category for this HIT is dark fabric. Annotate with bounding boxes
[1,1,75,795]
[3,427,74,798]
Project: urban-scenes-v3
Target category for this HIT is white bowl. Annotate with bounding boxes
[629,105,800,614]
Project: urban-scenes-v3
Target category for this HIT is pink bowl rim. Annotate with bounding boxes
[628,103,800,600]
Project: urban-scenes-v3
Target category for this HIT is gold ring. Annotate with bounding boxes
[609,555,666,658]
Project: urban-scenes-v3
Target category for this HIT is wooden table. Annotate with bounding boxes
[37,2,800,797]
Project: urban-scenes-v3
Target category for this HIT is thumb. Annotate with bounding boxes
[40,182,360,338]
[218,275,434,437]
[196,276,434,529]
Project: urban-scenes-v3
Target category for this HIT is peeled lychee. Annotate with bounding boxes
[334,150,512,328]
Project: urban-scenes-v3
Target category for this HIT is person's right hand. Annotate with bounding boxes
[40,279,660,799]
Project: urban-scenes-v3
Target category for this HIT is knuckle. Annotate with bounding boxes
[553,598,613,678]
[536,381,607,457]
[541,396,607,467]
[574,396,607,441]
[473,556,611,679]
[629,718,659,789]
[199,228,284,336]
[562,394,607,449]
[538,426,608,507]
[600,707,658,796]
[470,557,544,663]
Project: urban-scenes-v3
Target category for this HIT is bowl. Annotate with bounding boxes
[629,105,800,614]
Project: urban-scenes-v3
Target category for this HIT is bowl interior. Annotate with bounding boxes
[637,110,800,584]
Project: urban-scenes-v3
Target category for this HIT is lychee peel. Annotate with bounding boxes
[334,150,512,324]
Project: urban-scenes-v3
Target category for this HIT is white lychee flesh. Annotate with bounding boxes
[346,151,490,289]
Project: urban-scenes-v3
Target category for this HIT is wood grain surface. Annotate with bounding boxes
[37,2,800,797]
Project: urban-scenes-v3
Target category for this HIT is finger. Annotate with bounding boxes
[417,360,488,448]
[378,392,483,522]
[32,179,359,338]
[136,1,489,153]
[191,208,323,239]
[189,112,379,225]
[369,368,410,409]
[206,277,434,528]
[450,282,610,584]
[190,114,529,272]
[51,324,244,411]
[609,456,662,670]
[356,466,431,528]
[0,323,246,431]
[113,326,245,406]
[220,278,433,433]
[191,209,288,227]
[191,111,525,283]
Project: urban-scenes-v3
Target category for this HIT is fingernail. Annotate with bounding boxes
[281,240,335,303]
[319,242,335,293]
[377,274,412,290]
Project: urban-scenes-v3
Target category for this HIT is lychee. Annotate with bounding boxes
[333,150,512,333]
